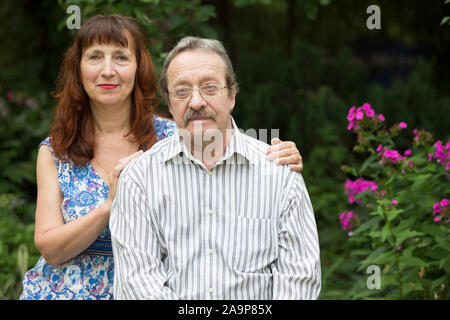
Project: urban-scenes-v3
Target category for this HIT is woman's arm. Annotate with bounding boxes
[33,146,111,266]
[33,146,142,266]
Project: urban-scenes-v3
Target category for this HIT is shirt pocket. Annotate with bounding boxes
[230,215,278,273]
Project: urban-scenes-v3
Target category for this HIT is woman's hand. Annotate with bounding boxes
[104,150,143,210]
[267,138,303,172]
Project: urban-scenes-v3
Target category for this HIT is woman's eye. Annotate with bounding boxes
[117,56,128,61]
[89,55,99,60]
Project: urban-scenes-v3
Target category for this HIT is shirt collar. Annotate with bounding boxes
[161,116,256,166]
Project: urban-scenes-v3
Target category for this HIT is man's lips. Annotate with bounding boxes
[98,84,119,90]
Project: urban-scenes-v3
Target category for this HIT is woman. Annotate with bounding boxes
[20,15,303,300]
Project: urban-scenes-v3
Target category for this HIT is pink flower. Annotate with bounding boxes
[429,140,450,169]
[404,149,412,156]
[356,110,364,120]
[339,210,360,231]
[378,114,385,121]
[408,161,413,168]
[366,109,375,117]
[380,149,405,163]
[345,178,378,204]
[377,144,383,152]
[432,199,450,223]
[362,103,371,111]
[399,122,408,129]
[413,128,418,135]
[392,200,398,205]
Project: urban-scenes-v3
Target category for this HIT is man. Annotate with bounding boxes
[110,36,321,299]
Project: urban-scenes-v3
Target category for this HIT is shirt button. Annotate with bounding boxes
[207,249,214,255]
[207,170,213,176]
[208,209,214,215]
[208,288,214,294]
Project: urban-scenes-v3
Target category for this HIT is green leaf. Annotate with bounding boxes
[372,250,395,265]
[359,153,378,175]
[441,17,450,26]
[381,224,390,242]
[394,230,424,247]
[352,216,382,235]
[411,173,432,193]
[392,216,415,233]
[399,257,428,271]
[386,209,404,222]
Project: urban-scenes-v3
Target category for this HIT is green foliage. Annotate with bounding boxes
[340,104,449,299]
[0,90,51,299]
[0,194,40,299]
[442,0,450,26]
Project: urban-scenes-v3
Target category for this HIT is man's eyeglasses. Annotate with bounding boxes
[169,84,229,101]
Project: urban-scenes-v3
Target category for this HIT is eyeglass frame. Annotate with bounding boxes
[168,84,231,101]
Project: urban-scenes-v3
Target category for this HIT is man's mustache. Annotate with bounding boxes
[183,108,216,127]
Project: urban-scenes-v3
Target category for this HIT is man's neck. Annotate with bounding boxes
[188,126,234,170]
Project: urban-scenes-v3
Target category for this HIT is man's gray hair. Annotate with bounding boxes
[159,36,238,105]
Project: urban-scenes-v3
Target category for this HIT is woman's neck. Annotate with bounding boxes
[90,98,132,137]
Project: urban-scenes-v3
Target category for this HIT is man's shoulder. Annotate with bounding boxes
[239,132,286,169]
[121,133,177,179]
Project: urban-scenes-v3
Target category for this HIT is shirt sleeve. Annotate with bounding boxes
[110,171,179,300]
[271,172,321,300]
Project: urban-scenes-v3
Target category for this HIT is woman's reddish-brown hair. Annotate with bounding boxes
[50,14,158,165]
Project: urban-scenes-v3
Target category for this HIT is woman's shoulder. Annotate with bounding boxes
[39,136,52,149]
[153,114,177,141]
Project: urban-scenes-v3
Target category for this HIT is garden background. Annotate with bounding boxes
[0,0,449,299]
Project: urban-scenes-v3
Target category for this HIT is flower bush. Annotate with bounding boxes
[340,103,449,299]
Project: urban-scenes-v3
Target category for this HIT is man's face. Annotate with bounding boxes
[166,50,236,140]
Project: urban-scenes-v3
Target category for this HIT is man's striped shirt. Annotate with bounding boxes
[110,118,321,300]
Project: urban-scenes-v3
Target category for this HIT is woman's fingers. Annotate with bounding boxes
[267,139,303,172]
[107,150,144,202]
[268,148,300,161]
[114,150,144,175]
[267,140,296,155]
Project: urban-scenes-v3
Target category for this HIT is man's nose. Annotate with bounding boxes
[188,89,207,110]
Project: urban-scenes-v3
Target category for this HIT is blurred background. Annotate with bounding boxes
[0,0,449,299]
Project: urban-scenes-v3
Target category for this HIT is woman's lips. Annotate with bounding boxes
[98,84,119,90]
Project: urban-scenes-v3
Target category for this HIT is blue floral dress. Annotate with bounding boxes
[20,115,177,300]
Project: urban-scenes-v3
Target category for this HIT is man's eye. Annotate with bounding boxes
[204,85,218,93]
[176,88,190,96]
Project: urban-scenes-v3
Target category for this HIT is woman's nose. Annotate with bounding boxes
[100,58,115,77]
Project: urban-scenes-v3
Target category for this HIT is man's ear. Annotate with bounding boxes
[229,86,237,112]
[166,95,173,114]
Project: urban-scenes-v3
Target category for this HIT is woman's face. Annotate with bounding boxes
[80,39,137,108]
